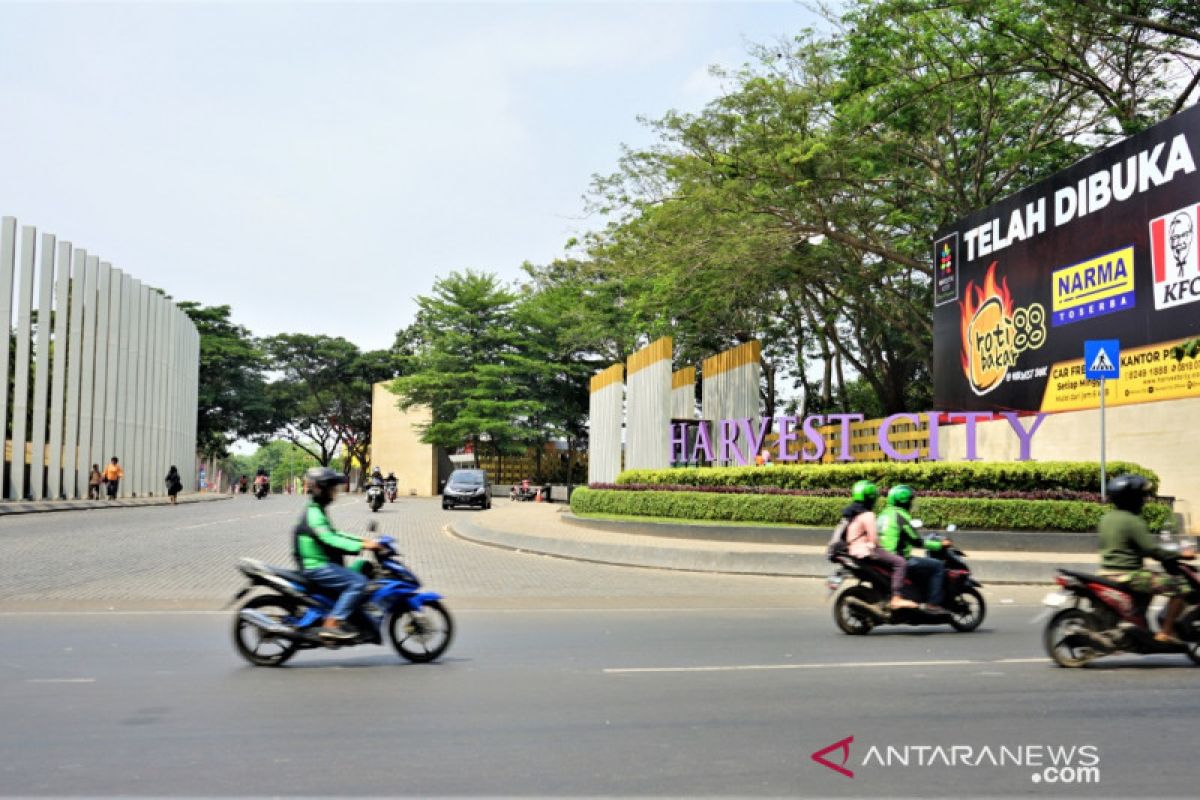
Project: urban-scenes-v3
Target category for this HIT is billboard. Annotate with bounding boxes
[933,103,1200,412]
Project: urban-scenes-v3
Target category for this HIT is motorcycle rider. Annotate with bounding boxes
[878,485,950,615]
[253,467,269,495]
[844,480,916,610]
[1098,473,1195,645]
[369,466,384,488]
[296,466,381,641]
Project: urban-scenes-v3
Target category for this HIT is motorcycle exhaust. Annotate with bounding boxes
[845,596,889,620]
[239,609,294,637]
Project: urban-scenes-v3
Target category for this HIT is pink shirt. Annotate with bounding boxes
[845,511,879,558]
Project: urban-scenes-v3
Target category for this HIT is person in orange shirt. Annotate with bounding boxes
[103,457,124,500]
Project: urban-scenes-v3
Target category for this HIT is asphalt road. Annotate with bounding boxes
[2,497,1198,797]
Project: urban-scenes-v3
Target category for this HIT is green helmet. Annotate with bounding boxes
[851,480,878,506]
[886,484,915,510]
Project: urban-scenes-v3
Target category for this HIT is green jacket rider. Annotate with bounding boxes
[876,485,949,612]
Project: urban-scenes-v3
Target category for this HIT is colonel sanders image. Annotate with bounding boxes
[1169,212,1194,277]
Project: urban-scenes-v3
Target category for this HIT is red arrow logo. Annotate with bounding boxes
[811,735,855,778]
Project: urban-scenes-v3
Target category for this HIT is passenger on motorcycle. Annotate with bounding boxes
[844,480,917,610]
[878,485,950,615]
[1099,473,1195,645]
[296,467,381,641]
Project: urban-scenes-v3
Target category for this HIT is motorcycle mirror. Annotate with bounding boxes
[367,521,378,533]
[945,523,958,534]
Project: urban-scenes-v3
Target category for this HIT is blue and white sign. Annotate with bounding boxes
[1084,339,1120,380]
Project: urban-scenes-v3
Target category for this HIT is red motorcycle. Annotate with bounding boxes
[1041,556,1200,667]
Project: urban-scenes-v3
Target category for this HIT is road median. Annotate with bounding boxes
[447,503,1096,584]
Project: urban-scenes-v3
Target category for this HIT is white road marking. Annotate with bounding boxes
[605,657,1049,674]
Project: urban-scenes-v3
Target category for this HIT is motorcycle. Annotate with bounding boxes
[384,479,398,503]
[229,530,453,667]
[253,481,269,500]
[1041,551,1200,667]
[366,483,384,512]
[827,523,986,634]
[510,482,537,502]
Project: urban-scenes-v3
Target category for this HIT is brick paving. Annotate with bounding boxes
[0,494,827,610]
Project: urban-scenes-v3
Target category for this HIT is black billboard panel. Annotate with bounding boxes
[933,104,1200,412]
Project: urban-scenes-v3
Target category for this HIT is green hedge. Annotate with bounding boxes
[571,488,1172,533]
[616,461,1158,494]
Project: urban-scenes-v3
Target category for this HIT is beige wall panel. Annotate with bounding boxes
[940,398,1200,530]
[625,338,671,470]
[588,364,624,484]
[369,382,437,496]
[701,342,762,465]
[672,368,695,420]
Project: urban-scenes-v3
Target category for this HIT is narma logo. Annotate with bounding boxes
[811,736,855,778]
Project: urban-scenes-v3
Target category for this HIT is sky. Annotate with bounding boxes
[1,0,820,351]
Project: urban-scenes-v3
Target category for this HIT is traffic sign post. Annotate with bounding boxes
[1084,340,1120,501]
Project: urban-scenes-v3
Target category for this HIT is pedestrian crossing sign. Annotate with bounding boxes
[1084,339,1120,380]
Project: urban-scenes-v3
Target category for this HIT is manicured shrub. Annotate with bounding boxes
[570,487,1172,533]
[615,460,1158,494]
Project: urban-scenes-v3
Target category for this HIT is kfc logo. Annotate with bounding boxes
[1150,203,1200,310]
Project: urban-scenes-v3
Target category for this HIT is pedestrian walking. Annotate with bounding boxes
[165,465,183,505]
[103,457,124,500]
[87,464,103,500]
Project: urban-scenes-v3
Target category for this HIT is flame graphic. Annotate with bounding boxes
[959,262,1014,378]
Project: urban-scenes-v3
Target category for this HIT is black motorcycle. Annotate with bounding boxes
[366,483,384,512]
[828,524,986,634]
[384,479,398,503]
[1041,548,1200,667]
[253,481,269,499]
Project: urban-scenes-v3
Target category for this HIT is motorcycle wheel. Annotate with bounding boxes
[833,586,877,635]
[1044,608,1102,668]
[1178,609,1200,665]
[233,594,301,667]
[389,600,454,663]
[948,588,986,632]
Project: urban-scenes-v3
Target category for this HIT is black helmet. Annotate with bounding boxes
[305,467,344,496]
[1107,473,1150,513]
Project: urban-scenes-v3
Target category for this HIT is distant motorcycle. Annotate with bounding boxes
[827,523,986,634]
[230,532,453,667]
[366,484,384,512]
[253,481,269,500]
[1041,551,1200,667]
[384,479,398,503]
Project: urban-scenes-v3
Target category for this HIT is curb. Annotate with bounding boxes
[448,517,1091,584]
[562,514,1098,553]
[0,493,232,516]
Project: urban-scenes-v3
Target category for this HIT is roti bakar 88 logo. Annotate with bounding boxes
[959,263,1047,395]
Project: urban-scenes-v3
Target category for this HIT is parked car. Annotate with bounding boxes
[442,469,492,510]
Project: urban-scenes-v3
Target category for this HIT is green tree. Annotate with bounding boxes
[262,334,400,470]
[177,302,273,458]
[390,271,544,466]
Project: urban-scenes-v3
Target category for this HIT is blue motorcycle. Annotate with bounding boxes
[230,532,453,667]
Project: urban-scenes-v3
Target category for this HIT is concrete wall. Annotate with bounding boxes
[701,341,762,466]
[940,396,1200,531]
[671,368,696,421]
[369,382,437,496]
[0,214,199,500]
[625,338,672,470]
[587,364,624,484]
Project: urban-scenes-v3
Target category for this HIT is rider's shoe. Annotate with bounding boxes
[890,596,918,609]
[922,604,950,616]
[318,624,358,641]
